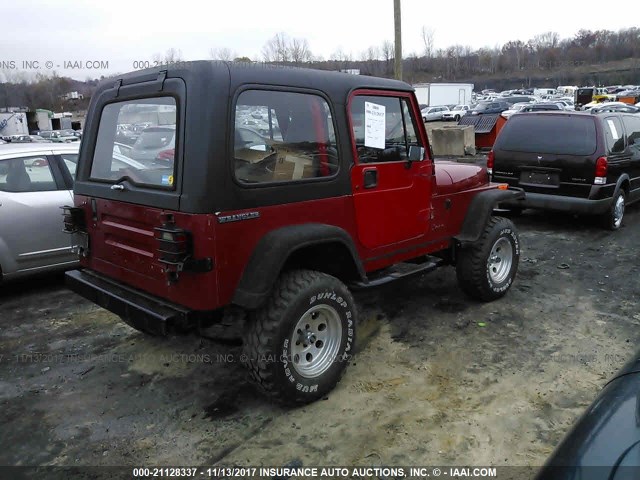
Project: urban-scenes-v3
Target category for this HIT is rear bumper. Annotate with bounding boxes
[65,269,191,335]
[500,192,611,214]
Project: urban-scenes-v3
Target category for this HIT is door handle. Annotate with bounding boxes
[110,184,125,191]
[363,169,378,189]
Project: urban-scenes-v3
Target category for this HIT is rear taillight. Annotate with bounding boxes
[156,148,175,162]
[594,156,607,184]
[487,150,494,175]
[154,214,212,283]
[155,225,191,265]
[61,205,89,257]
[61,205,86,233]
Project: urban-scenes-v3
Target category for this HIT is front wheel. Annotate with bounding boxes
[454,114,461,121]
[242,270,356,404]
[601,190,625,230]
[456,216,520,301]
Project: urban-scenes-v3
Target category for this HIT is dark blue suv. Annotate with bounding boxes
[470,100,511,115]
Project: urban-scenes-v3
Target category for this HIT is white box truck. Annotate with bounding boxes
[413,83,474,107]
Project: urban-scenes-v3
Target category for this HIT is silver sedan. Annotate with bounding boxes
[0,143,149,281]
[0,143,79,281]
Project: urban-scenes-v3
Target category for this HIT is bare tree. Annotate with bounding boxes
[532,31,560,50]
[381,40,394,62]
[262,33,291,63]
[421,26,435,58]
[153,48,183,64]
[210,47,236,62]
[290,38,313,64]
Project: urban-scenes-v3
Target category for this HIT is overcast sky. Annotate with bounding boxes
[1,0,638,81]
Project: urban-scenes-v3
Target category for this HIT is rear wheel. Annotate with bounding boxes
[456,216,520,301]
[601,190,625,230]
[242,270,356,404]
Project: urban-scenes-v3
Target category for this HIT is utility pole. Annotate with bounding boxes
[393,0,402,80]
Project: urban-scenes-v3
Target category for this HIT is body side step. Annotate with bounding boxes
[350,257,444,290]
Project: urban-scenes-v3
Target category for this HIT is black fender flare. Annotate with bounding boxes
[232,224,365,309]
[615,174,631,195]
[454,187,525,245]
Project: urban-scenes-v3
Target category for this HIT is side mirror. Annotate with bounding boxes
[408,145,425,162]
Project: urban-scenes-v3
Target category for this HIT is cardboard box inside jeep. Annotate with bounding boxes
[63,61,524,404]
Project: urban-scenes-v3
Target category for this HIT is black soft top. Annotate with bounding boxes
[107,60,413,100]
[81,61,416,213]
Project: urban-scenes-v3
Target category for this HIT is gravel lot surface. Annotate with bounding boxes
[2,205,639,479]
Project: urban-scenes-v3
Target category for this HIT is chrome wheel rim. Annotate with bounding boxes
[613,194,624,228]
[290,304,342,379]
[488,237,513,284]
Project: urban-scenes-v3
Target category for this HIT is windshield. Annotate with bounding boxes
[91,97,177,188]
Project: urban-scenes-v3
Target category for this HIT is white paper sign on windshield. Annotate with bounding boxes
[364,101,386,149]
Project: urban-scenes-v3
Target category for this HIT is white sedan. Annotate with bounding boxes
[501,102,534,119]
[442,105,470,121]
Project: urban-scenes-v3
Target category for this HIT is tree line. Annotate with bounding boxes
[212,27,640,88]
[2,26,640,112]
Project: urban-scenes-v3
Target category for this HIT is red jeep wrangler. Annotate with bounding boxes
[64,61,523,404]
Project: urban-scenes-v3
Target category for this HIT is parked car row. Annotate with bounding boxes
[2,129,82,144]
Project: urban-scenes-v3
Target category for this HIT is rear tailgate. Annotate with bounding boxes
[492,113,599,198]
[78,196,217,310]
[71,74,219,311]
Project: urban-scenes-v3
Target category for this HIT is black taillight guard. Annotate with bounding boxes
[61,205,86,233]
[155,226,192,265]
[154,223,213,283]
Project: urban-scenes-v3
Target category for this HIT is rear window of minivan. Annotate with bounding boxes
[495,114,597,156]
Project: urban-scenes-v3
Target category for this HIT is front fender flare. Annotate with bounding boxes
[454,187,525,245]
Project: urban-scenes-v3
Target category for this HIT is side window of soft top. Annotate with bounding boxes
[604,117,625,153]
[233,90,339,184]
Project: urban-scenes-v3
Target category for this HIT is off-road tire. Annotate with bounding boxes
[242,269,356,404]
[600,189,625,231]
[456,216,520,301]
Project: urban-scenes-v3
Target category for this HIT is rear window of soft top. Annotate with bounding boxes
[91,97,177,188]
[495,114,597,156]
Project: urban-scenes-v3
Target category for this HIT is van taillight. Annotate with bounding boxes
[157,148,175,162]
[487,151,494,175]
[594,156,608,184]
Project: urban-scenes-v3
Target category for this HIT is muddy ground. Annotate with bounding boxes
[1,206,640,478]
